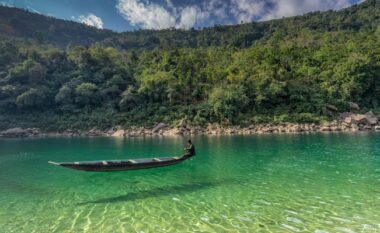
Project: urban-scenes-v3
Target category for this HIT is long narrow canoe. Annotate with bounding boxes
[48,154,192,172]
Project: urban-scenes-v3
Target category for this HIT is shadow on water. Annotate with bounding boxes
[79,179,234,205]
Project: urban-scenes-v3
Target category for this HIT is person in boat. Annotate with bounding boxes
[185,139,196,157]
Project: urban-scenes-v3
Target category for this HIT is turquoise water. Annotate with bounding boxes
[0,133,379,233]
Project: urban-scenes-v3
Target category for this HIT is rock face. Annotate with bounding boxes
[112,129,125,137]
[152,123,167,133]
[87,128,105,137]
[0,128,40,137]
[1,108,379,138]
[364,111,378,125]
[0,128,27,137]
[352,114,367,124]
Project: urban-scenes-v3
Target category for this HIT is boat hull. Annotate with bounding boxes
[49,154,192,172]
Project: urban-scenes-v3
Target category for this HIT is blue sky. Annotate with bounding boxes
[0,0,364,32]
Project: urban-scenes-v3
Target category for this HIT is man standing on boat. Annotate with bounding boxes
[185,139,196,157]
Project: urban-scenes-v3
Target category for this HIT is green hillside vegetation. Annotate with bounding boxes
[0,6,115,47]
[0,0,379,131]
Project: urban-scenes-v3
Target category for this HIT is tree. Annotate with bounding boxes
[16,88,48,109]
[55,85,74,105]
[75,82,99,106]
[208,85,249,122]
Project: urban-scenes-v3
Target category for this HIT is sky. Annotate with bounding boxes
[0,0,364,32]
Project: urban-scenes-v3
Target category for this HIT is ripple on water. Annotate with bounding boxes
[287,217,304,225]
[335,227,357,233]
[281,223,300,232]
[315,230,329,233]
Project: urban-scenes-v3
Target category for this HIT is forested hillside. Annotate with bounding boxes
[0,6,115,47]
[0,0,379,131]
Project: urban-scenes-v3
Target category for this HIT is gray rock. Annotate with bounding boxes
[366,117,378,125]
[348,102,360,112]
[365,111,376,118]
[0,128,28,137]
[152,123,167,133]
[344,117,352,124]
[352,114,367,124]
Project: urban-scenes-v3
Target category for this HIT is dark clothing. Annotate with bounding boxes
[186,144,196,156]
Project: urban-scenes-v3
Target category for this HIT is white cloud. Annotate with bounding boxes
[0,1,13,7]
[117,0,176,29]
[178,6,209,29]
[262,0,351,20]
[231,0,266,23]
[78,13,104,29]
[117,0,209,30]
[116,0,358,30]
[230,0,352,22]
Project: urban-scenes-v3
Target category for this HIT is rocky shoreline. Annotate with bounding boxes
[0,111,379,138]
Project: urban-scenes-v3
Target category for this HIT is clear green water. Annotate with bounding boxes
[0,133,380,233]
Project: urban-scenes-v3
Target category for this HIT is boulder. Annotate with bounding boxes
[375,126,380,131]
[362,111,378,125]
[351,124,359,131]
[352,114,367,124]
[112,129,125,137]
[320,126,331,131]
[364,111,376,118]
[25,128,41,135]
[330,126,341,131]
[344,117,352,124]
[163,128,183,136]
[152,123,167,133]
[0,128,27,137]
[348,102,360,113]
[87,128,104,136]
[366,117,378,125]
[207,123,222,134]
[339,112,351,119]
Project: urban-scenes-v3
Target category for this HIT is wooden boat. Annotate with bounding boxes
[48,154,193,172]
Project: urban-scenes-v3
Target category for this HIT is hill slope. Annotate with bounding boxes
[0,0,379,131]
[0,0,379,49]
[0,6,115,47]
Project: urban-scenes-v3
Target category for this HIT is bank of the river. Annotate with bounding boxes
[1,111,379,138]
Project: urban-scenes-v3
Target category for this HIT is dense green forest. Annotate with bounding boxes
[0,0,379,131]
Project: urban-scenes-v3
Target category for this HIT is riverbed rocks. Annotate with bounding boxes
[86,128,106,137]
[0,127,40,137]
[152,123,167,133]
[112,129,125,137]
[1,110,379,138]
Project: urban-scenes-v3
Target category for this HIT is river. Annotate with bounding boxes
[0,133,379,232]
